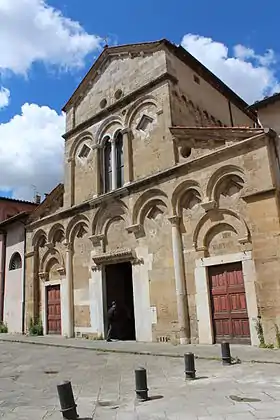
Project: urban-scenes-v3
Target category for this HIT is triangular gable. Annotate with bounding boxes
[62,39,256,123]
[62,40,164,112]
[27,183,64,224]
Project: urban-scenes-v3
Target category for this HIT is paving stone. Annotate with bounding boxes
[1,342,280,419]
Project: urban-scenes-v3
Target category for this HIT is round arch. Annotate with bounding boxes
[40,248,64,273]
[206,165,245,201]
[48,223,65,245]
[171,180,202,215]
[92,199,129,236]
[132,188,168,225]
[69,131,93,160]
[32,229,47,248]
[9,252,22,271]
[96,115,123,145]
[193,209,250,251]
[125,95,158,128]
[65,214,90,243]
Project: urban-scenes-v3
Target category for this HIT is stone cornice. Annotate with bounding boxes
[63,72,178,140]
[26,130,268,230]
[241,187,277,202]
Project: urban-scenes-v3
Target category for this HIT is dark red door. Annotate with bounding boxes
[47,285,61,335]
[209,262,250,344]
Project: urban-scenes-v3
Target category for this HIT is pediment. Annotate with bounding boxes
[72,46,167,126]
[63,41,166,115]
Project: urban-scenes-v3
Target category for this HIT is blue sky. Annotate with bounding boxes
[0,0,280,200]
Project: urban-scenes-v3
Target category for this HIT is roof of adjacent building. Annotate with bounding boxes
[0,196,37,205]
[62,39,257,121]
[0,211,32,231]
[249,92,280,110]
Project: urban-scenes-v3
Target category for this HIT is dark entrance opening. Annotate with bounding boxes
[105,262,136,340]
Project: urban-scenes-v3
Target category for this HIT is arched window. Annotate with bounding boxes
[115,131,124,189]
[9,252,22,271]
[103,136,112,193]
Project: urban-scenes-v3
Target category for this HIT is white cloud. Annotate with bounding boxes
[0,0,102,75]
[181,34,280,103]
[0,87,10,109]
[0,103,64,200]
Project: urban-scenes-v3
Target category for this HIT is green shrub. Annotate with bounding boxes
[28,317,43,336]
[0,322,8,333]
[275,324,280,349]
[255,317,265,347]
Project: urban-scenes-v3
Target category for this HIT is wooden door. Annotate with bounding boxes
[209,262,250,344]
[46,285,61,335]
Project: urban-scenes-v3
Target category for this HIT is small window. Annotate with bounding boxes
[100,98,107,109]
[193,75,200,84]
[115,89,123,100]
[115,131,124,188]
[78,144,91,159]
[9,252,22,271]
[103,136,112,193]
[136,115,153,132]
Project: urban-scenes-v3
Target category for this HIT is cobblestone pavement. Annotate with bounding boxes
[1,342,280,419]
[1,334,280,364]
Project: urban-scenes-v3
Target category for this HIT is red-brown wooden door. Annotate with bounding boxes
[208,262,251,344]
[46,285,61,335]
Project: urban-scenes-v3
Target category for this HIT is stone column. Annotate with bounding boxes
[168,216,189,344]
[111,139,117,190]
[66,157,75,207]
[92,145,101,197]
[122,128,133,185]
[64,242,74,338]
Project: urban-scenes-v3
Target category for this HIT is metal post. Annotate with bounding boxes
[221,342,231,365]
[135,367,149,401]
[184,352,196,380]
[57,381,78,419]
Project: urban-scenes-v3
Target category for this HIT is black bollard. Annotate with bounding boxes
[135,367,149,401]
[57,381,79,419]
[184,352,196,380]
[221,342,232,365]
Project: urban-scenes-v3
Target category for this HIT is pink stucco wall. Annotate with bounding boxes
[0,198,37,325]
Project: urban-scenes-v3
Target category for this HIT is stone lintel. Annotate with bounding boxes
[92,248,135,266]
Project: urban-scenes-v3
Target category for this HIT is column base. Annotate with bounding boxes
[180,337,189,345]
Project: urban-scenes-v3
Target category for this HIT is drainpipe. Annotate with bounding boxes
[0,231,7,323]
[228,101,234,127]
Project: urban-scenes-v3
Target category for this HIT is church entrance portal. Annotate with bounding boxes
[105,262,136,341]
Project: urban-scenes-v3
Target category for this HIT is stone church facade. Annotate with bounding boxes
[25,40,280,345]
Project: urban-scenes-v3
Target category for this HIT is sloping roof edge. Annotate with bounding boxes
[61,39,257,122]
[27,183,64,224]
[0,211,31,230]
[249,92,280,110]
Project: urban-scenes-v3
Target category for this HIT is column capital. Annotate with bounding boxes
[121,127,132,136]
[63,241,73,252]
[168,215,181,226]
